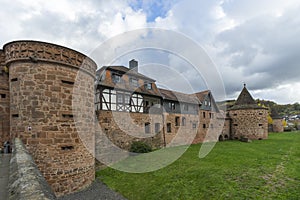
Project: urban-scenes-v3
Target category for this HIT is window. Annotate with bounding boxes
[11,78,18,82]
[210,124,214,128]
[203,124,206,128]
[233,113,237,116]
[183,104,188,111]
[209,113,214,119]
[259,124,263,127]
[155,123,160,133]
[192,123,197,129]
[234,124,238,126]
[130,78,138,87]
[124,94,130,104]
[175,117,180,126]
[0,94,6,98]
[182,117,186,126]
[167,123,172,133]
[204,100,208,106]
[145,122,151,133]
[203,112,206,118]
[168,102,175,110]
[61,80,74,85]
[259,113,263,115]
[112,74,121,83]
[145,82,152,90]
[209,101,211,107]
[117,93,123,103]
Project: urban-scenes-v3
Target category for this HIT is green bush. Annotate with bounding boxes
[130,141,152,153]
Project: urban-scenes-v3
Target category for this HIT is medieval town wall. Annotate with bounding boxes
[4,40,96,196]
[229,108,268,140]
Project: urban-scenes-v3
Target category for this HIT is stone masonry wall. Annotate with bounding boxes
[229,108,268,140]
[9,138,56,200]
[97,110,164,150]
[0,50,10,149]
[4,41,96,196]
[272,118,284,132]
[193,110,223,143]
[164,113,199,146]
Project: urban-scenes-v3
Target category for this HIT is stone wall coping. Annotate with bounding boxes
[3,40,97,77]
[8,138,56,200]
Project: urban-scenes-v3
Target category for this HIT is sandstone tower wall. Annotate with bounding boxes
[0,50,10,149]
[272,118,284,132]
[229,108,268,140]
[4,41,96,196]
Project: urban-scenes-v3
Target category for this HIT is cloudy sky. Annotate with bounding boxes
[1,0,300,104]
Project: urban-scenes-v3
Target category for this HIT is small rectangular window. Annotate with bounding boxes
[11,78,18,82]
[203,124,206,128]
[259,124,263,126]
[192,123,197,129]
[182,117,186,126]
[12,114,19,118]
[168,102,175,110]
[155,123,160,133]
[233,113,237,116]
[145,122,151,133]
[203,112,206,118]
[61,80,74,85]
[175,117,180,126]
[145,82,152,90]
[112,74,121,83]
[259,113,263,115]
[0,94,6,98]
[130,78,138,87]
[234,124,238,126]
[62,114,74,118]
[61,146,74,150]
[167,123,172,133]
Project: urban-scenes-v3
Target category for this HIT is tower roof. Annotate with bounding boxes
[235,84,256,105]
[229,84,267,110]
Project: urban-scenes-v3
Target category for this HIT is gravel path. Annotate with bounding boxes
[57,179,127,200]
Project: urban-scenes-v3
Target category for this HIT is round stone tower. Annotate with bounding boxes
[271,109,284,132]
[229,84,268,140]
[3,41,97,196]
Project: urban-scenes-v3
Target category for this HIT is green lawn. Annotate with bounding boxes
[96,132,300,200]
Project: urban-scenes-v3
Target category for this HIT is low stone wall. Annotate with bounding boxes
[9,138,56,200]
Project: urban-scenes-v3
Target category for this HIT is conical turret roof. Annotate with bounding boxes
[229,84,267,110]
[235,84,256,105]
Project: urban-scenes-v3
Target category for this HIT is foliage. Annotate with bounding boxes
[267,114,273,124]
[97,133,300,200]
[129,141,152,153]
[282,120,287,127]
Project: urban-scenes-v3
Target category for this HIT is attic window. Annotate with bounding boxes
[130,78,138,87]
[112,74,121,83]
[11,78,18,82]
[145,82,152,90]
[0,94,6,98]
[61,80,74,85]
[61,146,74,151]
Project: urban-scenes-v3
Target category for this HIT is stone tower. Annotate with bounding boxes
[271,109,284,132]
[0,50,10,149]
[3,41,97,196]
[229,84,268,140]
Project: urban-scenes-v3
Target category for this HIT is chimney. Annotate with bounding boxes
[129,59,138,72]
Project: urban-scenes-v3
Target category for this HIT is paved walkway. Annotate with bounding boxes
[0,154,10,200]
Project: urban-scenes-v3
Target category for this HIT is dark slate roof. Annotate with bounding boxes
[96,66,161,97]
[158,88,200,104]
[229,84,267,110]
[106,66,155,81]
[193,90,210,103]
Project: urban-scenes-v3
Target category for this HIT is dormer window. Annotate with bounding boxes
[168,102,176,110]
[112,74,121,83]
[145,82,152,90]
[130,78,138,87]
[204,100,208,106]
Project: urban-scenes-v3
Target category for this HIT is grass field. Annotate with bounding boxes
[96,132,300,200]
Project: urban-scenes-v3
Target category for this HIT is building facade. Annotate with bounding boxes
[0,40,269,196]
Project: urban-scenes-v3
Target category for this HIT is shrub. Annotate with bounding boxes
[130,141,152,153]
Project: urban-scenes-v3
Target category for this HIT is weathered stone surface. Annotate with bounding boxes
[9,138,56,200]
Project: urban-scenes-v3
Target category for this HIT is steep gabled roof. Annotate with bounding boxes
[158,88,200,104]
[193,90,210,103]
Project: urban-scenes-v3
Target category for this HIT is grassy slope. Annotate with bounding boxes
[96,132,300,200]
